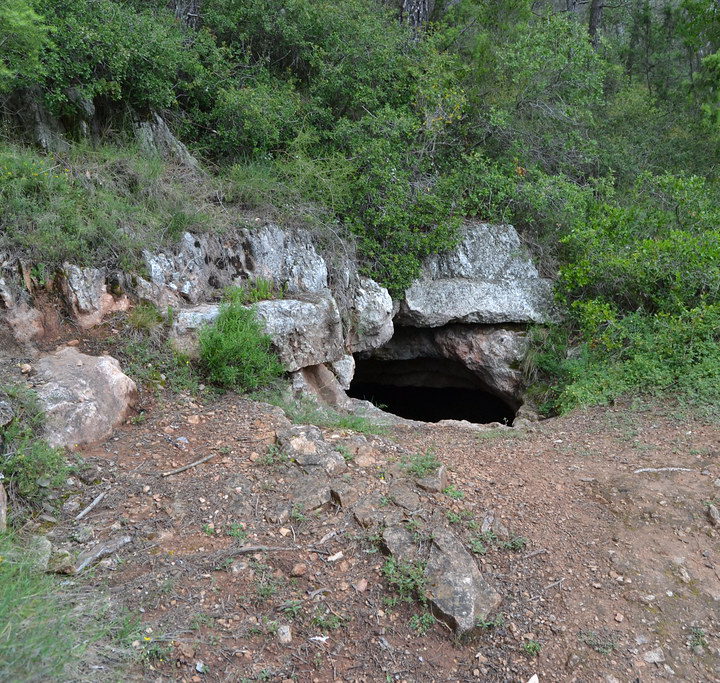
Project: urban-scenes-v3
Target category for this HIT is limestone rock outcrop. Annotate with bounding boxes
[134,226,330,307]
[349,276,394,353]
[171,290,345,372]
[62,265,130,329]
[396,222,554,328]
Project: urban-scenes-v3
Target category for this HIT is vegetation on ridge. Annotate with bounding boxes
[1,0,720,412]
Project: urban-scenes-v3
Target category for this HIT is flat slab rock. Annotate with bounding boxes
[275,424,346,475]
[425,527,501,635]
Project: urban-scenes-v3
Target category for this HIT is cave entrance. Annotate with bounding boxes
[347,357,516,425]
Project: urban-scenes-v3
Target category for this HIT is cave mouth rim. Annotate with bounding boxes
[348,356,517,426]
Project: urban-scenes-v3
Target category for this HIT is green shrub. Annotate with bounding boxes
[536,306,720,415]
[0,0,50,92]
[0,385,69,516]
[199,298,284,391]
[209,80,303,156]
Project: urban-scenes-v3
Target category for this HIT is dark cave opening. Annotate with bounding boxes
[347,357,516,425]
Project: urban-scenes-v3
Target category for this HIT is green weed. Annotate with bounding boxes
[442,485,464,500]
[382,558,427,604]
[401,451,441,478]
[523,640,541,657]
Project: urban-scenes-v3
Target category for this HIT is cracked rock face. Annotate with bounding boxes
[350,276,394,353]
[396,222,554,328]
[135,227,330,307]
[34,347,137,448]
[62,264,130,329]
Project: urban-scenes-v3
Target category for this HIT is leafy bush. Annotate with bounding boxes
[534,306,720,415]
[36,0,222,117]
[0,0,49,92]
[199,296,284,391]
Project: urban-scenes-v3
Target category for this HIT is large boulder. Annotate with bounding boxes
[254,293,344,371]
[396,222,554,327]
[349,276,394,353]
[34,347,137,448]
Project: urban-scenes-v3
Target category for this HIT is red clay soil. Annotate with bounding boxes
[47,389,720,683]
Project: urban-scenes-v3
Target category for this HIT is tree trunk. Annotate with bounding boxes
[566,0,579,12]
[400,0,434,28]
[588,0,604,49]
[172,0,201,30]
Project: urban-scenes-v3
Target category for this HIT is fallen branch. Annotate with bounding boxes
[73,535,132,574]
[529,577,564,601]
[76,490,107,520]
[233,544,332,556]
[633,467,694,474]
[162,453,218,477]
[521,548,548,560]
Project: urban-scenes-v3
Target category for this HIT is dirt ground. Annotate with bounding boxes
[42,384,720,683]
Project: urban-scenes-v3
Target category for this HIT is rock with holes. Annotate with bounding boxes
[240,224,329,295]
[134,226,330,307]
[424,527,501,635]
[62,264,129,329]
[396,222,554,328]
[34,347,137,448]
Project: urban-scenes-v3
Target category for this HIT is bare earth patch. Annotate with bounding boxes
[53,393,720,682]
